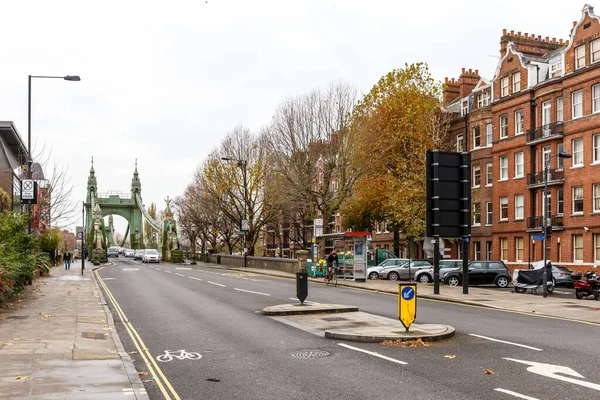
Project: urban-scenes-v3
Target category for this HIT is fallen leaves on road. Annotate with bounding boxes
[39,312,52,318]
[15,375,30,380]
[444,355,456,359]
[142,380,153,383]
[485,369,494,375]
[138,371,149,376]
[129,351,138,355]
[381,338,429,347]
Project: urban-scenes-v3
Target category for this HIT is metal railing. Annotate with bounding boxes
[527,214,564,230]
[527,168,564,186]
[526,122,564,143]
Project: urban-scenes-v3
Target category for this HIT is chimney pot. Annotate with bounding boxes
[461,68,466,74]
[545,36,549,42]
[552,37,556,43]
[573,21,577,27]
[469,68,472,74]
[530,34,535,39]
[503,28,507,35]
[524,32,528,38]
[559,39,563,44]
[517,31,521,37]
[445,77,448,83]
[510,30,514,35]
[475,69,479,75]
[537,35,541,40]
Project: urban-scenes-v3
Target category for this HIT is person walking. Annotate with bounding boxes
[64,251,71,270]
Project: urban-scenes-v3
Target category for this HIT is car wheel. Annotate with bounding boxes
[388,272,399,281]
[547,284,555,294]
[368,272,379,280]
[514,287,527,293]
[495,276,509,288]
[552,278,556,287]
[446,276,460,286]
[418,274,431,283]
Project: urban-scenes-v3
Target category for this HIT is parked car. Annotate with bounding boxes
[124,249,135,258]
[552,264,576,288]
[107,247,119,258]
[443,261,511,288]
[142,249,160,263]
[414,259,464,283]
[367,258,409,280]
[133,249,145,260]
[379,260,432,281]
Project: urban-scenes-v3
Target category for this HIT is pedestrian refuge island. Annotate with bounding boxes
[317,232,369,282]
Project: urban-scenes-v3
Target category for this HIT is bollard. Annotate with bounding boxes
[296,250,309,304]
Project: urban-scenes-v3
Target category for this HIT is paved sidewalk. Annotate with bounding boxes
[197,262,600,325]
[0,264,148,399]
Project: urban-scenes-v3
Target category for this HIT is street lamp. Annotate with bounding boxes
[27,74,81,234]
[542,150,571,298]
[221,157,248,268]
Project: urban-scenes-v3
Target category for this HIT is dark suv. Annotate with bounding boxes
[443,261,511,288]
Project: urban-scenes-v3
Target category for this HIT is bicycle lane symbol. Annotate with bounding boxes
[156,349,202,362]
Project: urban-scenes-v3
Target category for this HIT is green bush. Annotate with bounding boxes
[0,212,34,303]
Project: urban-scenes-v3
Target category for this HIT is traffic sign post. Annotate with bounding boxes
[532,235,545,241]
[398,284,417,332]
[20,179,37,204]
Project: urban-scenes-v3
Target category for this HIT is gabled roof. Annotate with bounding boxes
[492,42,529,82]
[565,4,600,53]
[0,121,28,168]
[472,78,491,92]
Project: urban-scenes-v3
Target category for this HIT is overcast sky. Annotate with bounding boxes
[0,0,587,236]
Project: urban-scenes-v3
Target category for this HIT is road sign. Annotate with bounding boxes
[241,219,249,231]
[315,227,323,237]
[398,284,417,331]
[20,179,37,204]
[532,235,545,241]
[234,230,247,236]
[76,226,83,240]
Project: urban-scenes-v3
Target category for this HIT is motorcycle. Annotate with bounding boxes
[513,262,554,294]
[572,270,600,300]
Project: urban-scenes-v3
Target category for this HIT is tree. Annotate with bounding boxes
[200,126,281,256]
[0,188,10,213]
[262,82,361,257]
[341,63,450,242]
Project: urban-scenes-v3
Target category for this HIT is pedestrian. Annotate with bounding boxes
[64,251,71,270]
[325,250,339,281]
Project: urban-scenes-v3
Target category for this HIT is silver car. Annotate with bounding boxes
[414,259,464,283]
[367,258,409,280]
[379,260,433,281]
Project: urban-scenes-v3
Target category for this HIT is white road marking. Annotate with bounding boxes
[188,277,202,281]
[103,278,116,280]
[494,388,540,400]
[337,343,407,365]
[207,281,225,287]
[505,358,600,392]
[469,334,543,351]
[234,288,271,296]
[164,271,173,274]
[176,267,192,270]
[155,268,162,271]
[175,273,185,277]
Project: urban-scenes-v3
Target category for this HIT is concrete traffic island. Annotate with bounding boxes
[263,304,455,343]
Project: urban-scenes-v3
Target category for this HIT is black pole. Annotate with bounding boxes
[407,236,412,281]
[81,201,85,274]
[243,160,247,268]
[462,238,469,294]
[433,237,440,294]
[27,75,32,234]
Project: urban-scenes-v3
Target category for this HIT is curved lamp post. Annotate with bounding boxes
[27,74,81,234]
[542,150,571,298]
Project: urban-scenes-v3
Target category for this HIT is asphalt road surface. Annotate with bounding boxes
[98,257,600,400]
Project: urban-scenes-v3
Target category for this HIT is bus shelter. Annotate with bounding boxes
[318,231,369,282]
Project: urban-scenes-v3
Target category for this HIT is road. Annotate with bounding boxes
[98,257,600,400]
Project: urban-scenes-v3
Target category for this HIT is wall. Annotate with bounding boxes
[211,254,301,273]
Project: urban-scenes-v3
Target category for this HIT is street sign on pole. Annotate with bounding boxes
[76,226,83,240]
[532,235,545,241]
[234,231,247,236]
[21,179,37,204]
[314,218,323,237]
[241,219,249,231]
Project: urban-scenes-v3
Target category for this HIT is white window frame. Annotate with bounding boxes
[515,152,524,178]
[457,134,464,152]
[478,91,490,107]
[473,126,481,149]
[499,156,508,180]
[474,241,481,261]
[515,237,524,262]
[594,134,600,164]
[515,109,524,135]
[573,186,584,215]
[473,164,481,188]
[572,138,584,167]
[486,241,492,260]
[594,183,600,213]
[500,114,508,138]
[461,100,469,116]
[550,60,563,77]
[500,238,508,261]
[593,84,600,114]
[486,123,492,146]
[574,234,584,263]
[572,89,583,119]
[576,45,586,69]
[557,188,564,215]
[592,38,600,63]
[486,162,493,186]
[473,202,481,226]
[501,77,509,97]
[512,72,521,93]
[557,97,563,122]
[486,202,493,225]
[595,234,600,263]
[515,194,524,220]
[500,196,508,221]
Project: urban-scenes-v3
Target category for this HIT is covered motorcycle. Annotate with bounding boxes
[513,261,554,294]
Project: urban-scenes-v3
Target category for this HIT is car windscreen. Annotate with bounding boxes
[146,250,158,255]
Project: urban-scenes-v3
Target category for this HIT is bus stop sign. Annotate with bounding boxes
[398,284,417,332]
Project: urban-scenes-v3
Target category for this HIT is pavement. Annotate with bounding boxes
[0,263,148,400]
[1,259,598,399]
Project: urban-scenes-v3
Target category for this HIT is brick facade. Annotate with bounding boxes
[444,4,600,274]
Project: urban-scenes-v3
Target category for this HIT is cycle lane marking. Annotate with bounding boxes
[94,269,180,400]
[337,343,407,365]
[234,288,270,296]
[188,277,202,281]
[469,334,543,351]
[494,388,540,400]
[207,281,226,287]
[174,273,185,277]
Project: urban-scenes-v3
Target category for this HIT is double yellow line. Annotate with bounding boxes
[94,268,181,400]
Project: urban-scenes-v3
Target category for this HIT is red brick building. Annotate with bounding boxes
[445,4,600,273]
